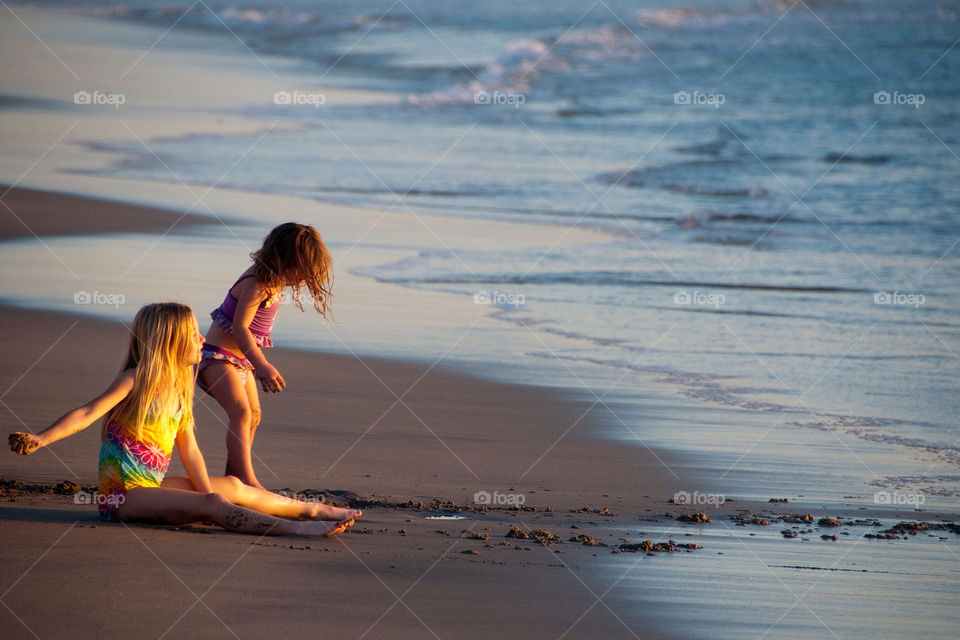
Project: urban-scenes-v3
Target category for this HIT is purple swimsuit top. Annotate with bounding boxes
[210,274,281,348]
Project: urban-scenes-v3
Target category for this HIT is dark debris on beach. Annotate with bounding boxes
[0,478,94,498]
[727,509,960,543]
[618,540,702,554]
[506,525,564,546]
[5,480,959,551]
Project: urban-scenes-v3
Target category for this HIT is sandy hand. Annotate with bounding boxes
[295,517,357,537]
[326,518,357,536]
[8,432,40,455]
[254,363,286,394]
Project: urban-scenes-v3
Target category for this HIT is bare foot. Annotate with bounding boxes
[309,505,362,521]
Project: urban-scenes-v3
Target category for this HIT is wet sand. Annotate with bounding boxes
[0,185,213,241]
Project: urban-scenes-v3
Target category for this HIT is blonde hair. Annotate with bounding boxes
[103,303,196,440]
[250,222,333,317]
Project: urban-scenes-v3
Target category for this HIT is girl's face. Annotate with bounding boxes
[187,318,205,366]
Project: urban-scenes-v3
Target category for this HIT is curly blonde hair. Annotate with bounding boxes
[250,222,333,317]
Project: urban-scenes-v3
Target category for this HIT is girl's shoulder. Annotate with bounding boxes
[230,269,269,299]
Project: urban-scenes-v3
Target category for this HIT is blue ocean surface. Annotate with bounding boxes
[12,0,960,503]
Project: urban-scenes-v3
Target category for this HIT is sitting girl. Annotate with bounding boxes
[8,302,360,536]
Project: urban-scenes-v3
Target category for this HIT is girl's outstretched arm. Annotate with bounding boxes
[8,369,135,454]
[175,421,214,493]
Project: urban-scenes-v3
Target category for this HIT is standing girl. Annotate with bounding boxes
[199,223,333,489]
[8,302,359,536]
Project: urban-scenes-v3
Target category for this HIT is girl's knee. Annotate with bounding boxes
[203,492,230,509]
[221,475,244,492]
[226,403,253,425]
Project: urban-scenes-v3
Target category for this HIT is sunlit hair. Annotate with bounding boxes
[250,222,333,317]
[103,303,197,440]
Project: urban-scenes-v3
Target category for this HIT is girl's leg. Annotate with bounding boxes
[242,370,263,447]
[116,487,348,536]
[199,363,264,490]
[161,475,362,521]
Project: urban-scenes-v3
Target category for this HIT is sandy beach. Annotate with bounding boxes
[1,309,663,640]
[0,188,667,639]
[3,188,958,639]
[3,2,959,638]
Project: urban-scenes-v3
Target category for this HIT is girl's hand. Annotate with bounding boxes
[254,364,286,394]
[8,432,41,455]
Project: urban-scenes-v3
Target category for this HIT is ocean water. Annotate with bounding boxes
[598,520,960,640]
[9,0,960,503]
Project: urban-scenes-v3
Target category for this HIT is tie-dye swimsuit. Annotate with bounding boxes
[97,406,184,520]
